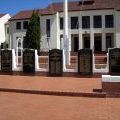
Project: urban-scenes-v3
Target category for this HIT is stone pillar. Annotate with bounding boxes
[12,49,17,70]
[35,50,39,71]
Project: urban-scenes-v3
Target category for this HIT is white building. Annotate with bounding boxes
[9,0,120,53]
[0,14,11,46]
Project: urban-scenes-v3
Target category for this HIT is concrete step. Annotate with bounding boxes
[0,88,106,98]
[95,56,107,64]
[95,64,107,69]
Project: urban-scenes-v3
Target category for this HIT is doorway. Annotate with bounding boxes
[94,35,102,52]
[106,33,114,50]
[71,35,79,52]
[16,37,23,66]
[83,34,90,49]
[16,37,23,56]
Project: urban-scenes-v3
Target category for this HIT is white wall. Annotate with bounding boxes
[0,14,11,45]
[9,19,29,49]
[115,11,120,48]
[9,9,120,52]
[40,13,59,51]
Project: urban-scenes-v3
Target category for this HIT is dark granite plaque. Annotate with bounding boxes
[49,49,63,76]
[23,49,35,73]
[1,49,12,72]
[109,48,120,75]
[78,49,93,75]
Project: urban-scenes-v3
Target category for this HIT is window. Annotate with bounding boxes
[105,15,114,28]
[16,37,23,56]
[82,16,90,29]
[106,34,114,49]
[23,21,28,29]
[46,19,50,37]
[71,17,79,29]
[16,22,21,30]
[7,27,9,34]
[93,16,102,28]
[60,17,63,30]
[60,34,63,49]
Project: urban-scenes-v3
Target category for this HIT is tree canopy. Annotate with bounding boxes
[23,10,40,50]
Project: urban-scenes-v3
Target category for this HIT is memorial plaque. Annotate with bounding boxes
[23,49,35,73]
[109,48,120,75]
[78,49,93,75]
[49,49,63,76]
[1,49,12,72]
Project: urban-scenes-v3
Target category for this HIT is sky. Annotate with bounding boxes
[0,0,66,16]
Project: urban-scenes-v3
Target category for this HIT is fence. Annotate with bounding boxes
[0,48,120,75]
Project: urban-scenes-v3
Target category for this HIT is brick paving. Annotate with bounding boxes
[0,92,120,120]
[0,75,101,93]
[0,75,120,120]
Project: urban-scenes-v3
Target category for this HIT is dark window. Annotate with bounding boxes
[23,21,28,29]
[60,17,63,30]
[7,27,9,34]
[93,16,102,28]
[60,34,63,49]
[71,17,79,29]
[105,15,114,28]
[46,19,50,37]
[82,16,90,29]
[16,22,21,30]
[83,36,90,48]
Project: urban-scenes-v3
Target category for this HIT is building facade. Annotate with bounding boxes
[0,14,11,46]
[9,0,120,52]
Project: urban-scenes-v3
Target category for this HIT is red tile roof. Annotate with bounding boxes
[0,14,5,18]
[10,0,120,21]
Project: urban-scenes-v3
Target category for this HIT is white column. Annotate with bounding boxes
[114,33,116,47]
[9,35,12,49]
[102,33,106,51]
[90,16,93,29]
[116,33,120,48]
[79,33,83,49]
[35,50,39,71]
[90,32,94,50]
[56,12,60,49]
[115,12,120,48]
[63,0,70,66]
[90,16,94,50]
[102,15,106,51]
[12,49,17,70]
[79,14,83,50]
[102,15,105,29]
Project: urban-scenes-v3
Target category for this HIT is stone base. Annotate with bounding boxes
[102,75,120,92]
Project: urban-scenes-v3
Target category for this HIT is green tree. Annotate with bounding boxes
[23,10,40,50]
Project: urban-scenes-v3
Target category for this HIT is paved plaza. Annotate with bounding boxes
[0,75,101,93]
[0,75,120,120]
[0,92,120,120]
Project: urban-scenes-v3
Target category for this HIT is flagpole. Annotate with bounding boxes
[64,0,70,66]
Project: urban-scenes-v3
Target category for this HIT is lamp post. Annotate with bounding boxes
[63,0,70,67]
